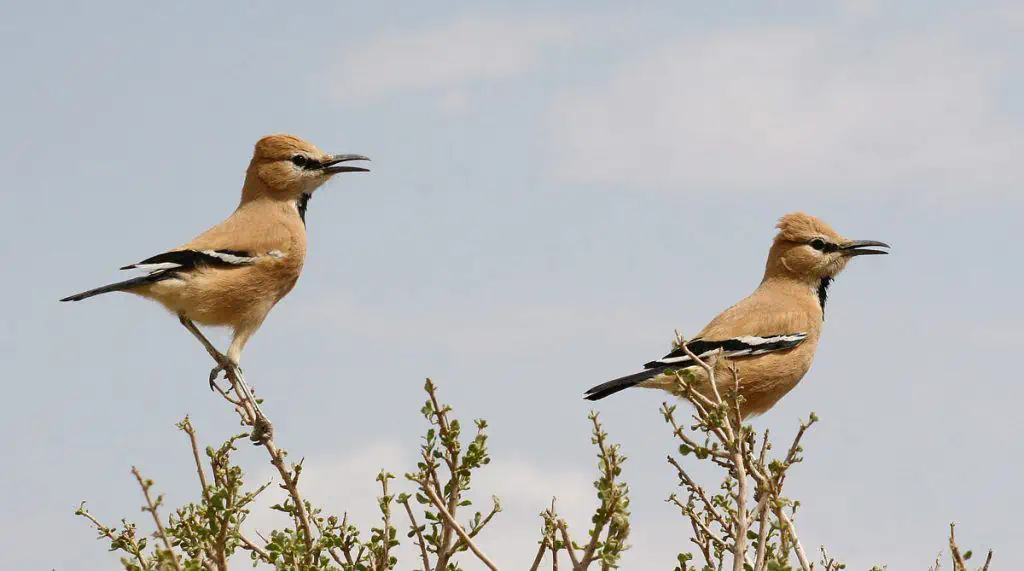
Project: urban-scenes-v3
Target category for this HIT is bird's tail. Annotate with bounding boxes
[583,366,668,401]
[59,275,160,302]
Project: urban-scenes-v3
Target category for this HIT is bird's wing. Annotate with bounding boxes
[643,334,808,369]
[120,249,259,276]
[644,284,820,369]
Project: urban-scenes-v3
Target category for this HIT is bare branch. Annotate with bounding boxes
[178,417,210,504]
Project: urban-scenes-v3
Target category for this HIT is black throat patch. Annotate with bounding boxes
[296,193,312,225]
[817,276,833,318]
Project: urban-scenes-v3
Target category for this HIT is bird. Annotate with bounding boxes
[60,134,369,391]
[584,212,888,418]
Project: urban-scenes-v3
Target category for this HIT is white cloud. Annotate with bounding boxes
[549,26,1023,196]
[332,15,577,104]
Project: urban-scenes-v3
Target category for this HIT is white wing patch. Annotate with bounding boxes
[200,250,258,264]
[132,262,183,275]
[649,333,808,368]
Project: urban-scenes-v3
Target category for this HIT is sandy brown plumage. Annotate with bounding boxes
[584,212,889,417]
[61,134,369,366]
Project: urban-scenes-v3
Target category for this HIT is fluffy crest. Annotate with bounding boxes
[774,212,843,243]
[253,134,322,161]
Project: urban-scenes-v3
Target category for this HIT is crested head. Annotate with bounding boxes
[243,133,369,201]
[763,212,889,300]
[253,134,324,162]
[774,212,843,244]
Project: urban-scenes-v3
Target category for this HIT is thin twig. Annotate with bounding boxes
[777,507,810,571]
[728,368,747,571]
[676,334,724,409]
[179,417,210,504]
[529,538,550,571]
[949,523,966,571]
[669,495,729,553]
[579,418,615,569]
[981,549,993,571]
[313,516,347,568]
[131,467,183,571]
[663,404,731,461]
[76,504,149,570]
[237,533,270,560]
[667,457,733,534]
[401,498,432,571]
[452,499,502,552]
[378,474,394,570]
[556,521,581,570]
[420,480,500,571]
[752,493,770,571]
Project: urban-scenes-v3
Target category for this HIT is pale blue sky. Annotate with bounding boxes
[1,1,1022,569]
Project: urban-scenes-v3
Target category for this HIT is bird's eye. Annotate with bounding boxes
[809,239,827,251]
[291,155,308,168]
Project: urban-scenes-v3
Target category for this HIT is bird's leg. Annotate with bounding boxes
[177,318,234,392]
[178,314,230,367]
[177,315,272,443]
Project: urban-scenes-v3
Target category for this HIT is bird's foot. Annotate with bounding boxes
[207,357,239,391]
[208,365,225,392]
[250,413,274,445]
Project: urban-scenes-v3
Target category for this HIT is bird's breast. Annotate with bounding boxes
[725,335,820,415]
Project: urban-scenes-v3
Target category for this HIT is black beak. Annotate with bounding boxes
[322,154,370,174]
[840,240,890,257]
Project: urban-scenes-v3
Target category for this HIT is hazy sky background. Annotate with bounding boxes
[1,1,1022,569]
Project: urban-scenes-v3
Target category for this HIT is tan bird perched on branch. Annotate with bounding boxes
[61,134,369,396]
[584,213,888,417]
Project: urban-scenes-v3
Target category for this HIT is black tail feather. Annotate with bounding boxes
[59,275,164,302]
[583,366,668,401]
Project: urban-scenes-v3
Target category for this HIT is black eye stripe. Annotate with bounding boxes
[808,239,838,253]
[290,155,322,170]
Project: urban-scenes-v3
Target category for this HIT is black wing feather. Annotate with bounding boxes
[120,249,255,271]
[584,334,808,401]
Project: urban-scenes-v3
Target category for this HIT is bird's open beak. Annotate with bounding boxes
[840,240,890,257]
[322,154,370,174]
